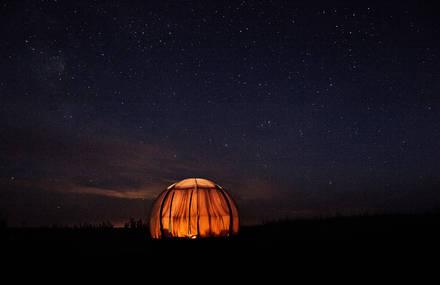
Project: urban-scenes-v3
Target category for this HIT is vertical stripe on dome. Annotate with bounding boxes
[187,179,195,236]
[216,185,233,237]
[168,190,176,236]
[195,178,200,237]
[159,186,174,238]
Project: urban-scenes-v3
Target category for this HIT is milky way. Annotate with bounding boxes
[1,1,439,226]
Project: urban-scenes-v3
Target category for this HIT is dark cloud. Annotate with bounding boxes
[1,123,194,193]
[0,179,151,227]
[0,123,267,224]
[2,121,440,226]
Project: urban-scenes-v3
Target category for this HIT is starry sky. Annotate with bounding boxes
[1,0,439,226]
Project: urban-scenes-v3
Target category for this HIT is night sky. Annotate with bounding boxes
[1,0,439,227]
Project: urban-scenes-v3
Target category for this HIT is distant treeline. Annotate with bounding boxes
[2,211,440,231]
[54,218,149,229]
[0,217,149,230]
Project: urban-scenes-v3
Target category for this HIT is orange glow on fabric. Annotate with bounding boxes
[149,178,239,239]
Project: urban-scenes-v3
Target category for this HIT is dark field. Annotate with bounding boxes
[2,213,440,266]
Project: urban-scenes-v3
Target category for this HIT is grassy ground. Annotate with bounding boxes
[2,213,439,270]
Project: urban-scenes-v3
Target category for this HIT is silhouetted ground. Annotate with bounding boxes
[2,213,440,270]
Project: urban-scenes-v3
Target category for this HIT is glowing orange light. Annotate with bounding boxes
[149,178,239,239]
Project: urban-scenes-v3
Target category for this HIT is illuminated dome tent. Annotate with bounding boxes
[149,178,239,239]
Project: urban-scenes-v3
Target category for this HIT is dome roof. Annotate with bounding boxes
[150,178,239,239]
[173,178,217,189]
